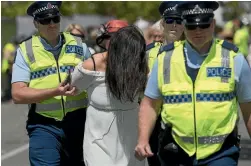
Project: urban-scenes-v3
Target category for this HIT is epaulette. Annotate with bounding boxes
[146,42,156,51]
[159,42,174,54]
[222,40,239,53]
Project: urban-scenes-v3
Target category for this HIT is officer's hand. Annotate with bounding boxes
[64,86,78,96]
[134,142,153,161]
[55,83,71,96]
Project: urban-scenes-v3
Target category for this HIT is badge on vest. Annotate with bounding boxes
[207,67,231,78]
[65,45,83,55]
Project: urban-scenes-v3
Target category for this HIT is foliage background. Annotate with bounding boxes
[1,1,251,48]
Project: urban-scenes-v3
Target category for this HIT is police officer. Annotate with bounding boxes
[145,2,184,166]
[135,1,251,166]
[1,42,16,102]
[11,1,91,165]
[147,1,184,71]
[233,17,250,57]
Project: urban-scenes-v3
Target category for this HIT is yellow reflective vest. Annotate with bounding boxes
[233,26,249,57]
[146,41,162,71]
[157,39,239,160]
[19,32,88,121]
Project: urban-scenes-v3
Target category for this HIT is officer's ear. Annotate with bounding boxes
[160,19,165,32]
[33,20,38,29]
[211,19,216,30]
[160,19,165,27]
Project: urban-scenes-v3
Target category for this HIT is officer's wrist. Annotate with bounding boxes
[51,87,60,96]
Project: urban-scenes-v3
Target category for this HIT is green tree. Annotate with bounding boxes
[1,1,161,23]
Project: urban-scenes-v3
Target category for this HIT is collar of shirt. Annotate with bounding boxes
[185,40,210,57]
[39,35,62,51]
[184,40,214,69]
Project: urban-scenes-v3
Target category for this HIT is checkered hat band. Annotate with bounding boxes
[182,8,214,15]
[163,7,176,15]
[33,5,58,16]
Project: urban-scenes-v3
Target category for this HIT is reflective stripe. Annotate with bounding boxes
[36,99,88,112]
[163,94,192,104]
[198,134,228,144]
[196,92,235,102]
[36,102,62,112]
[30,65,75,79]
[25,39,35,64]
[174,131,228,144]
[64,99,88,109]
[221,47,230,83]
[163,50,173,84]
[162,121,229,144]
[172,131,194,144]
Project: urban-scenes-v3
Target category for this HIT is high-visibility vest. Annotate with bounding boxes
[233,26,249,57]
[157,39,239,159]
[146,41,162,71]
[19,32,88,121]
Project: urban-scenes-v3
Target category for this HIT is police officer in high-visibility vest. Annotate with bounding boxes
[146,2,184,166]
[135,1,251,166]
[233,18,250,57]
[11,1,91,165]
[146,1,184,71]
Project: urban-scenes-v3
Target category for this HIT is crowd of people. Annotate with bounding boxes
[1,1,251,166]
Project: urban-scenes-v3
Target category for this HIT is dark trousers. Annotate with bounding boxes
[147,116,161,166]
[27,108,86,166]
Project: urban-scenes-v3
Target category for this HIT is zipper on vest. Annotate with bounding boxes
[192,83,198,153]
[56,61,66,117]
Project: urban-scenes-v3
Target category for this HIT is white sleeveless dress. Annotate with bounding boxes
[71,63,148,166]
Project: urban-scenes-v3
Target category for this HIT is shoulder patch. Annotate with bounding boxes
[222,40,239,53]
[146,42,155,51]
[159,42,174,54]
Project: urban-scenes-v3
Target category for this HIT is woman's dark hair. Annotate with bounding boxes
[106,25,148,102]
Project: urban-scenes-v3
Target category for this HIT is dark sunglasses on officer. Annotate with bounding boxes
[184,17,213,30]
[36,16,61,25]
[164,17,183,25]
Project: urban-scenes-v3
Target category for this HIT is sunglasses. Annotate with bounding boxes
[164,18,182,25]
[185,24,211,30]
[37,16,61,25]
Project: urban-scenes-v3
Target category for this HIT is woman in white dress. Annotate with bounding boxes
[69,20,149,166]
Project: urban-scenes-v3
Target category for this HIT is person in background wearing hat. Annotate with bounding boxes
[145,2,184,166]
[1,42,16,102]
[135,1,251,165]
[233,17,250,57]
[68,21,148,166]
[65,23,96,54]
[147,1,184,71]
[11,1,91,165]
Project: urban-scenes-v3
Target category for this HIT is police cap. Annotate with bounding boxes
[159,1,182,18]
[177,1,219,25]
[27,1,62,19]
